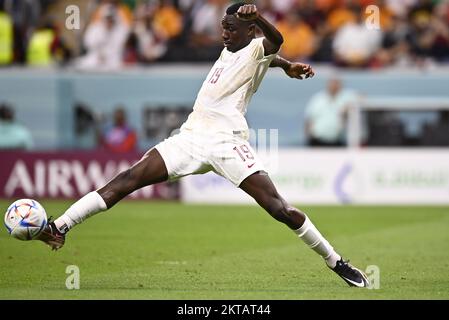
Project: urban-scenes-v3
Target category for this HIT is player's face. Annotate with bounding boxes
[221,15,252,53]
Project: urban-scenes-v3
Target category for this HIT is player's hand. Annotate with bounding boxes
[235,4,259,22]
[286,63,315,80]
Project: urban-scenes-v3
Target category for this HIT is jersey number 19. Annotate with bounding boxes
[209,68,224,84]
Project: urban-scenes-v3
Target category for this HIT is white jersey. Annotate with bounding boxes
[181,37,277,135]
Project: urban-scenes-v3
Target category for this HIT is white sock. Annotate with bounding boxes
[54,191,107,233]
[294,216,341,268]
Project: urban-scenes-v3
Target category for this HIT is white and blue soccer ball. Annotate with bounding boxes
[4,199,47,241]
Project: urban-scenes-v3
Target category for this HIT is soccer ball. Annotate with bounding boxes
[4,199,47,241]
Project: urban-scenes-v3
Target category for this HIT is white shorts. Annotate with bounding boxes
[154,129,265,186]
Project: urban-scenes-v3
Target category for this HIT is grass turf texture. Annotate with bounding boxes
[1,200,448,299]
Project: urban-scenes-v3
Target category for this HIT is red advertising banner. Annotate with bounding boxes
[0,151,180,200]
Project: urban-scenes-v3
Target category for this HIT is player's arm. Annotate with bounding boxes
[236,4,283,55]
[270,55,315,80]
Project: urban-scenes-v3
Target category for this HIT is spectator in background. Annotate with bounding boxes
[74,102,100,150]
[133,2,167,63]
[2,0,42,64]
[26,21,55,66]
[189,0,228,61]
[2,0,447,68]
[430,1,449,62]
[77,3,130,70]
[90,0,133,28]
[133,0,182,63]
[0,103,33,150]
[26,19,71,67]
[304,78,358,147]
[151,0,183,39]
[333,7,383,67]
[373,15,412,68]
[0,8,13,65]
[257,0,282,24]
[100,107,137,153]
[270,0,297,15]
[403,0,449,65]
[409,0,435,19]
[296,0,326,29]
[326,0,358,33]
[276,11,316,61]
[386,0,418,18]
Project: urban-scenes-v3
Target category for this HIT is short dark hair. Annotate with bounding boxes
[0,103,14,121]
[226,2,246,15]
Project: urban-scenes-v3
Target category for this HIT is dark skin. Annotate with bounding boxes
[113,108,126,127]
[97,5,313,230]
[98,149,167,207]
[222,4,283,55]
[224,5,314,80]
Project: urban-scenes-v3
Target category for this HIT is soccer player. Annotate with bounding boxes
[38,3,369,288]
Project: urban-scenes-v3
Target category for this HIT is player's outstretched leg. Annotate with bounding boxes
[37,149,168,250]
[239,171,369,288]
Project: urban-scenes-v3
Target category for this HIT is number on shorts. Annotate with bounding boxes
[233,144,255,162]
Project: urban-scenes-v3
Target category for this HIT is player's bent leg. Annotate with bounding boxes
[239,171,306,229]
[240,172,369,288]
[97,148,168,208]
[37,149,168,250]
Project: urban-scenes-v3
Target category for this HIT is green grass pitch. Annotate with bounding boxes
[1,200,448,299]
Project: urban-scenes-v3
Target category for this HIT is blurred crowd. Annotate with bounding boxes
[0,0,448,70]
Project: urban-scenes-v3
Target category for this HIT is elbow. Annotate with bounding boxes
[277,34,284,46]
[275,35,284,52]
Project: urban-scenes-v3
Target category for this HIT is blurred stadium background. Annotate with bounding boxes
[1,0,449,299]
